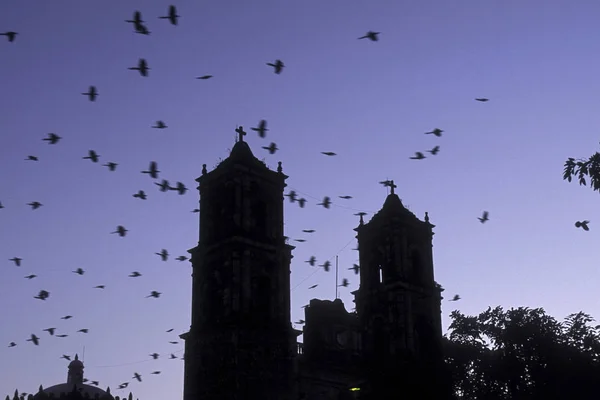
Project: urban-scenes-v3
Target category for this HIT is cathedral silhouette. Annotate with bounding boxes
[179,130,453,400]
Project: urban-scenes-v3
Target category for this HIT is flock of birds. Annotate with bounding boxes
[2,4,593,399]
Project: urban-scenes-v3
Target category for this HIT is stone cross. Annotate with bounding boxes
[389,180,397,195]
[235,126,246,142]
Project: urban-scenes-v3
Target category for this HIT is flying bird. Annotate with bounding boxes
[478,211,489,223]
[27,334,39,346]
[82,86,98,102]
[320,261,331,272]
[358,31,379,41]
[25,156,38,161]
[425,128,443,137]
[297,198,307,208]
[262,142,278,154]
[129,59,150,77]
[133,373,142,382]
[349,264,360,275]
[338,278,349,287]
[28,201,42,210]
[302,229,315,233]
[155,179,170,192]
[24,274,36,279]
[147,291,161,298]
[9,257,22,266]
[159,5,179,25]
[306,256,316,266]
[251,120,268,138]
[129,271,142,278]
[142,161,160,179]
[338,195,352,199]
[43,328,55,336]
[267,59,284,74]
[155,249,169,261]
[166,328,174,332]
[60,315,72,320]
[34,290,50,300]
[196,75,213,80]
[308,284,318,289]
[73,268,85,275]
[450,294,461,301]
[285,190,297,203]
[575,220,590,231]
[133,190,147,200]
[112,225,128,237]
[43,133,61,144]
[410,152,425,160]
[475,98,489,102]
[321,152,336,156]
[0,32,18,42]
[428,146,440,155]
[126,11,144,25]
[83,150,99,163]
[103,162,118,171]
[171,182,188,195]
[77,329,89,333]
[152,121,167,129]
[134,23,151,35]
[176,256,188,262]
[317,196,331,209]
[94,285,105,289]
[8,342,16,347]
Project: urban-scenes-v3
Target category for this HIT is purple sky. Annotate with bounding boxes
[2,0,600,398]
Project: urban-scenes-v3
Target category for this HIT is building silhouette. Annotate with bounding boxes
[180,130,453,400]
[7,354,137,400]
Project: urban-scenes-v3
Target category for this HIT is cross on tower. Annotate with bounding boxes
[235,126,247,142]
[389,180,397,195]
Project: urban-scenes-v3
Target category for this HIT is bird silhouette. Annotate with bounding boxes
[146,291,161,298]
[34,290,49,300]
[8,342,16,347]
[77,329,89,333]
[82,86,98,102]
[338,278,349,287]
[317,196,331,208]
[410,152,425,160]
[450,294,461,301]
[308,284,318,289]
[321,152,336,156]
[170,182,188,195]
[25,156,38,161]
[478,211,489,223]
[155,179,170,192]
[83,150,99,163]
[196,75,213,80]
[132,373,142,382]
[73,268,85,275]
[320,261,331,272]
[27,201,42,210]
[150,353,159,359]
[338,195,352,199]
[285,190,297,202]
[142,161,160,179]
[152,121,167,129]
[349,264,360,275]
[1,32,18,42]
[24,274,36,279]
[159,5,179,25]
[251,120,268,138]
[60,315,72,320]
[43,328,55,336]
[297,198,307,208]
[111,226,128,237]
[128,58,149,77]
[294,239,306,243]
[428,146,440,155]
[425,128,443,137]
[166,328,174,332]
[43,133,61,144]
[306,256,316,266]
[129,271,142,278]
[103,162,118,171]
[176,256,187,261]
[358,31,379,41]
[134,22,151,35]
[61,355,71,360]
[575,220,590,231]
[267,59,284,74]
[27,334,39,346]
[133,190,147,200]
[126,11,144,25]
[56,334,68,338]
[155,249,169,261]
[302,229,315,233]
[262,142,278,154]
[94,285,105,289]
[9,257,22,266]
[475,98,489,102]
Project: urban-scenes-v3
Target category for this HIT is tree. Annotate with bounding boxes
[563,151,600,193]
[444,306,600,399]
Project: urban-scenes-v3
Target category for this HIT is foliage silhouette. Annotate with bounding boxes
[563,150,600,193]
[444,306,600,399]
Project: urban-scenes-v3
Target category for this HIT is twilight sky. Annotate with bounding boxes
[2,0,600,398]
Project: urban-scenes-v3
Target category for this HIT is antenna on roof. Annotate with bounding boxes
[335,255,339,299]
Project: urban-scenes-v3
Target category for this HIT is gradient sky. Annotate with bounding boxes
[2,0,600,399]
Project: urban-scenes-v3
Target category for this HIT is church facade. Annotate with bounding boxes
[180,129,453,400]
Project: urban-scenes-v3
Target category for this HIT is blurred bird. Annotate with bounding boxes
[450,294,461,301]
[349,264,360,275]
[306,256,316,266]
[317,196,331,208]
[159,5,179,25]
[77,329,89,333]
[267,59,284,74]
[43,328,55,336]
[156,249,169,261]
[103,162,118,171]
[425,128,443,137]
[170,182,188,195]
[285,190,297,202]
[126,11,144,25]
[10,257,22,266]
[73,268,85,275]
[43,133,61,144]
[60,316,72,320]
[25,156,38,161]
[478,211,489,223]
[308,284,318,289]
[575,220,590,231]
[0,31,18,42]
[34,290,49,300]
[251,120,268,138]
[27,334,39,346]
[28,201,42,210]
[338,278,349,287]
[142,161,160,179]
[83,150,99,163]
[294,239,306,243]
[129,58,149,76]
[339,195,352,199]
[410,152,425,160]
[428,146,440,155]
[475,98,489,102]
[147,291,161,298]
[152,121,167,129]
[320,261,331,272]
[133,190,147,200]
[94,285,105,289]
[8,342,16,347]
[112,225,128,237]
[150,353,159,359]
[129,271,142,278]
[302,229,315,233]
[176,256,188,261]
[358,31,379,41]
[262,142,278,154]
[155,179,170,192]
[196,75,213,80]
[321,152,336,156]
[25,274,36,279]
[133,373,142,382]
[134,23,151,35]
[82,86,98,101]
[297,198,307,208]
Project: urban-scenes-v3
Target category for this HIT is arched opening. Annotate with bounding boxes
[410,249,426,285]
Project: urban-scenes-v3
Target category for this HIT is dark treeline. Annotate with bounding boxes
[444,306,600,399]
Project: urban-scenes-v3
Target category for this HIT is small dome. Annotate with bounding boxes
[68,355,83,370]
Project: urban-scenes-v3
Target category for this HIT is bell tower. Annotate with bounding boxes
[181,128,297,400]
[352,181,451,399]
